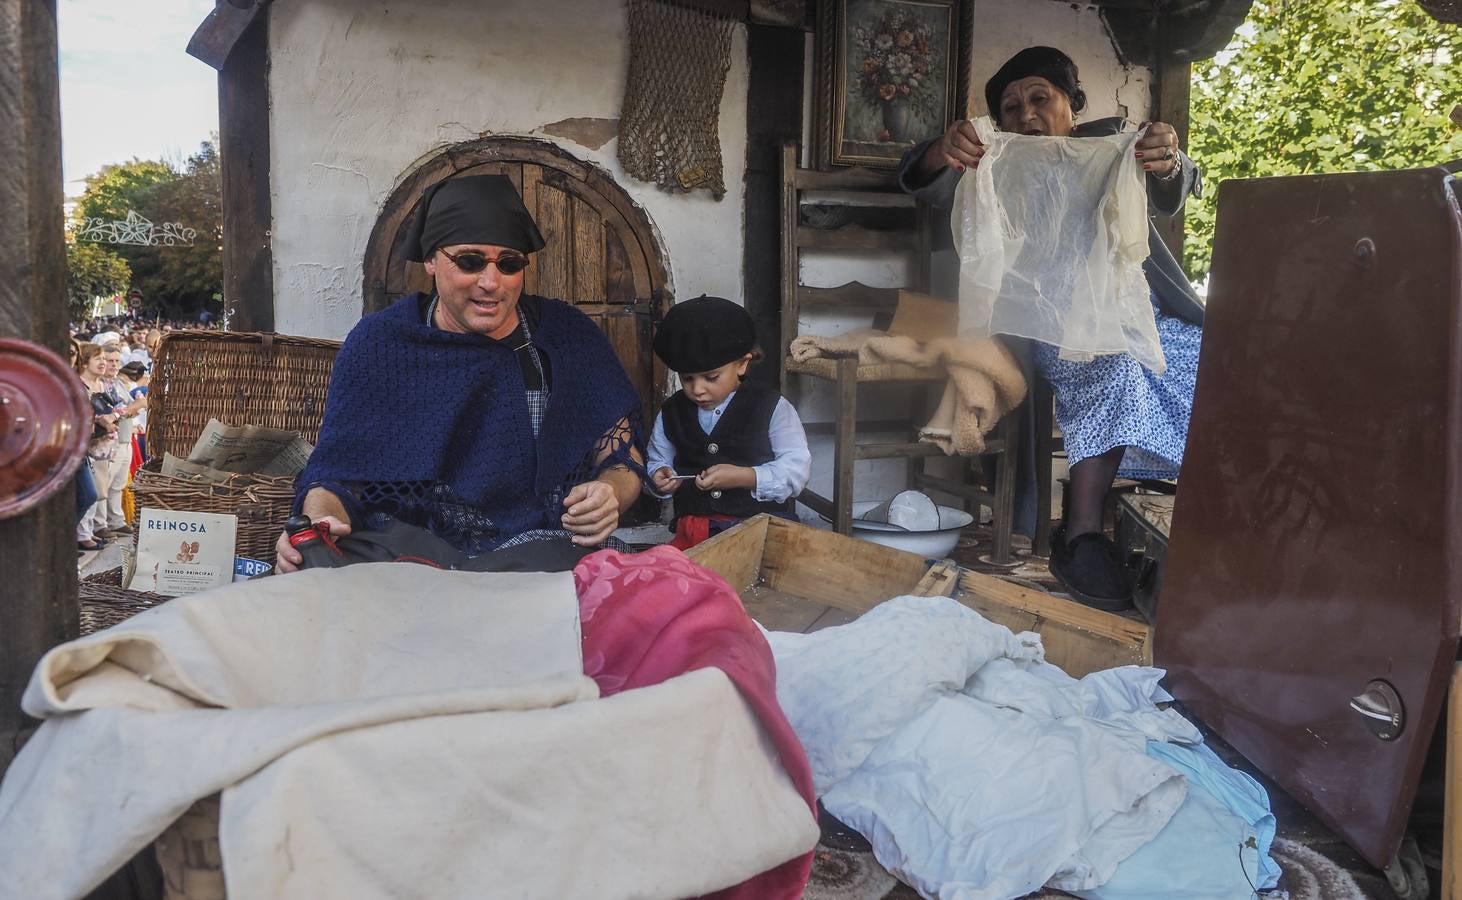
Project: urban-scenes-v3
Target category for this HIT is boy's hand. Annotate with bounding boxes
[695,464,756,492]
[651,466,683,494]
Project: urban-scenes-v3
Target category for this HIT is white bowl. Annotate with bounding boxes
[849,500,974,559]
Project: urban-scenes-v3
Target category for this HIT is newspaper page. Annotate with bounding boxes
[160,453,237,484]
[185,418,314,476]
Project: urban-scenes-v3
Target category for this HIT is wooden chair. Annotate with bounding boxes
[1033,377,1062,558]
[778,143,1019,563]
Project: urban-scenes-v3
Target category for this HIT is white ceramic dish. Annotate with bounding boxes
[849,500,974,559]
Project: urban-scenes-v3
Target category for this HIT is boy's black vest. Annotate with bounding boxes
[663,382,795,519]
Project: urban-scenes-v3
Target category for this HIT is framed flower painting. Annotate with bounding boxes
[814,0,970,168]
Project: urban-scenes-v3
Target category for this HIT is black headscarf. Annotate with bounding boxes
[404,174,546,262]
[984,46,1087,123]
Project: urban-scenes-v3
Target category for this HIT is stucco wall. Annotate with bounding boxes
[267,0,747,339]
[968,0,1150,120]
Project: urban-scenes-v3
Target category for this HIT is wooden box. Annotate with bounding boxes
[686,515,1150,677]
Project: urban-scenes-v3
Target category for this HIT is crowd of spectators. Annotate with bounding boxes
[69,317,203,554]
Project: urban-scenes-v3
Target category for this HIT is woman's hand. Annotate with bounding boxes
[650,466,683,494]
[1136,121,1182,177]
[562,480,621,546]
[695,464,756,493]
[915,119,985,180]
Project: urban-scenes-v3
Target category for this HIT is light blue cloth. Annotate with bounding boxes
[1075,740,1281,899]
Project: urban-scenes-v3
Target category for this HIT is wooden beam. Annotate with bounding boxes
[1151,41,1192,266]
[0,0,74,775]
[186,0,266,71]
[218,9,274,331]
[742,23,803,390]
[796,224,916,252]
[1444,662,1462,900]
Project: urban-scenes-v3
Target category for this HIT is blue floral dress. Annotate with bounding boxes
[1032,293,1202,480]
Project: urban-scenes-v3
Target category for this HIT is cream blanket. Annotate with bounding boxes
[789,331,1027,455]
[0,564,817,900]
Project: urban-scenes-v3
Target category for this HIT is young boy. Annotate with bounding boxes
[648,295,811,549]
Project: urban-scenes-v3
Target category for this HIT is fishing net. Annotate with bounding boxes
[619,0,737,198]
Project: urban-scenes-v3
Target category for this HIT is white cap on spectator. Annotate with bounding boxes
[91,331,122,346]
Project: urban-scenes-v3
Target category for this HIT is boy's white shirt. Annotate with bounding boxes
[647,390,811,503]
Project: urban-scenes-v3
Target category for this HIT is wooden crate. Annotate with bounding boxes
[687,514,1150,677]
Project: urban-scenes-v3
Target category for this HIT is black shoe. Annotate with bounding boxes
[1049,526,1133,612]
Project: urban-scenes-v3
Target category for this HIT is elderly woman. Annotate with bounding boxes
[277,175,646,573]
[900,46,1205,610]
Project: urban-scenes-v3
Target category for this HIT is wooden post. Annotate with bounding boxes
[833,357,857,535]
[0,0,74,774]
[1151,46,1192,268]
[742,22,803,390]
[1443,663,1462,900]
[218,9,274,332]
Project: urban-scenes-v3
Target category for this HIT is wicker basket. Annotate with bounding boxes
[155,795,225,900]
[132,331,341,560]
[147,331,340,460]
[131,466,297,562]
[79,568,170,635]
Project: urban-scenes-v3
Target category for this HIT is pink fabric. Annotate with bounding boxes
[574,546,817,900]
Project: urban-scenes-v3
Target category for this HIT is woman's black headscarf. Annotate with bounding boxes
[404,174,547,262]
[984,46,1087,122]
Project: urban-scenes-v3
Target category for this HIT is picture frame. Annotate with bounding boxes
[813,0,971,169]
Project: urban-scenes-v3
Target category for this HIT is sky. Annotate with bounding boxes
[58,0,220,197]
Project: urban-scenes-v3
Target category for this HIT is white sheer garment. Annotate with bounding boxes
[952,116,1164,373]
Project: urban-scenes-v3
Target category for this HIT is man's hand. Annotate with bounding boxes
[695,464,756,493]
[275,486,352,573]
[1135,121,1181,177]
[561,480,620,546]
[915,119,985,181]
[650,466,684,494]
[274,515,351,574]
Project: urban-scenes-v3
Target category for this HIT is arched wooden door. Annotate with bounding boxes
[363,138,672,428]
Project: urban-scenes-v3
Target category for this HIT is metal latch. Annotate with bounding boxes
[1350,680,1405,741]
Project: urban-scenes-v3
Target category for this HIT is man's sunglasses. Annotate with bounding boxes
[438,248,531,276]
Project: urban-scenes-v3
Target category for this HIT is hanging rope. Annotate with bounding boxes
[618,0,737,199]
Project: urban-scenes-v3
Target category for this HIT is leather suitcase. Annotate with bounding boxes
[1114,493,1175,625]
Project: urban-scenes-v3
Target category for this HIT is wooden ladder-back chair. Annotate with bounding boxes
[778,143,1018,563]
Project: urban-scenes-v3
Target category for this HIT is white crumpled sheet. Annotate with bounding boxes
[0,563,816,900]
[766,594,1193,900]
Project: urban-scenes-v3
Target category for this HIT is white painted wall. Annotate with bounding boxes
[968,0,1150,120]
[266,0,748,339]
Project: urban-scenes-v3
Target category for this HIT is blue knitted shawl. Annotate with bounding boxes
[298,293,643,548]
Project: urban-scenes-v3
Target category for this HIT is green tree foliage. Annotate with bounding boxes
[1186,0,1462,281]
[65,241,131,320]
[70,139,222,316]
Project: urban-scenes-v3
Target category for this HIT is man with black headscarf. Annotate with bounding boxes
[276,175,646,573]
